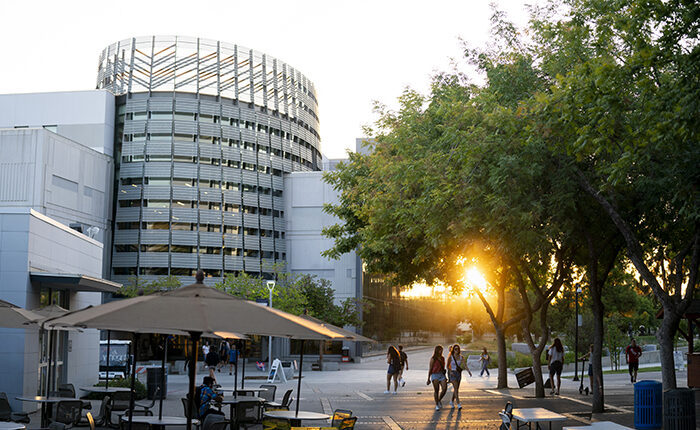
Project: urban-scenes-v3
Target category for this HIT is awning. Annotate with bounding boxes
[30,272,122,293]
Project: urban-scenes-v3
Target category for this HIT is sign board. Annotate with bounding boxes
[256,298,269,306]
[267,358,286,383]
[515,367,536,388]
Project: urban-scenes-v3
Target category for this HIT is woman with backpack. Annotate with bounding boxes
[427,345,448,410]
[385,346,401,394]
[446,344,471,409]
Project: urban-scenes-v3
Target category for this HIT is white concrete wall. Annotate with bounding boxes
[284,171,357,303]
[0,128,114,275]
[0,90,115,155]
[0,209,102,410]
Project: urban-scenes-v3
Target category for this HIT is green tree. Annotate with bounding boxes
[529,0,700,389]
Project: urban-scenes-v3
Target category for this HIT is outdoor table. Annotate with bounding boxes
[511,407,567,430]
[220,387,268,396]
[0,423,26,430]
[120,415,200,430]
[15,396,82,428]
[563,422,633,430]
[79,386,132,394]
[220,396,264,426]
[263,410,330,427]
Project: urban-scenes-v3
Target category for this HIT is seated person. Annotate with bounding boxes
[198,376,224,419]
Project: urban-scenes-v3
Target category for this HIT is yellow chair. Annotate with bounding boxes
[262,417,291,430]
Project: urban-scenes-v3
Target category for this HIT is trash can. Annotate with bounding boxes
[634,380,662,429]
[341,347,350,362]
[663,388,696,430]
[146,367,166,400]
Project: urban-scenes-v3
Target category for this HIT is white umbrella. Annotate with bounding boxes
[46,274,344,430]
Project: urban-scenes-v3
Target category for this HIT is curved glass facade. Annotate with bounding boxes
[99,37,321,283]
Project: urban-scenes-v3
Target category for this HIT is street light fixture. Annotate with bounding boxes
[573,284,582,381]
[266,280,276,371]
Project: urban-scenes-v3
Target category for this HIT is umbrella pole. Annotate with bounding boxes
[295,340,304,416]
[105,330,111,390]
[186,332,201,430]
[159,335,167,420]
[128,333,139,430]
[233,342,238,398]
[241,340,245,389]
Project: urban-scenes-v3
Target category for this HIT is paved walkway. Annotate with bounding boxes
[23,348,699,429]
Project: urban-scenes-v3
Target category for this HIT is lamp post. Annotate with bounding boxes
[266,280,276,371]
[573,284,582,381]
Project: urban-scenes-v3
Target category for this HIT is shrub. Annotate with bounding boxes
[457,333,472,345]
[86,378,147,400]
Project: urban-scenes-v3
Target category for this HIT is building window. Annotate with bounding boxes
[119,200,141,207]
[141,244,169,252]
[144,222,170,230]
[171,245,195,253]
[114,245,138,252]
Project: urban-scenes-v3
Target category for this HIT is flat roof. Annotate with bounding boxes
[30,272,121,293]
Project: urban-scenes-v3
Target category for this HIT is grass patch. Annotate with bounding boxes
[564,366,661,379]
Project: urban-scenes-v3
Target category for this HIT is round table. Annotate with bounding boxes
[15,396,81,428]
[220,387,268,396]
[0,423,26,430]
[220,396,264,422]
[120,416,200,430]
[263,410,330,427]
[79,386,131,393]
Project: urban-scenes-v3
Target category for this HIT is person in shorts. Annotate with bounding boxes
[427,345,448,410]
[547,338,565,395]
[385,346,401,394]
[205,348,219,384]
[625,339,642,383]
[446,344,470,409]
[228,343,238,375]
[397,345,408,387]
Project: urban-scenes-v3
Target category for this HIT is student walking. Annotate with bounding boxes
[398,345,408,387]
[228,343,238,375]
[625,339,642,383]
[479,347,490,377]
[547,338,565,395]
[446,344,470,409]
[385,346,401,394]
[427,345,448,410]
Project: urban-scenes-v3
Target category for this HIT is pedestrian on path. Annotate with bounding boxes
[427,345,448,410]
[547,338,565,395]
[580,344,594,392]
[479,347,490,377]
[446,344,470,409]
[385,346,401,394]
[625,339,642,383]
[228,343,238,375]
[398,345,408,387]
[205,347,219,384]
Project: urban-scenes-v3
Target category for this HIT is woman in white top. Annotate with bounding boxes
[547,338,565,395]
[446,344,471,409]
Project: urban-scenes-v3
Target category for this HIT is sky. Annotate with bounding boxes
[0,0,538,159]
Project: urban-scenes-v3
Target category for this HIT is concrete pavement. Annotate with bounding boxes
[23,347,699,429]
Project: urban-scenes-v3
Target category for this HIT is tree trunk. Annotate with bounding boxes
[531,349,545,398]
[318,341,324,372]
[590,288,605,413]
[495,328,508,389]
[657,307,683,389]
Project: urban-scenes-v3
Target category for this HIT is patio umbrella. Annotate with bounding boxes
[0,299,43,328]
[46,273,343,430]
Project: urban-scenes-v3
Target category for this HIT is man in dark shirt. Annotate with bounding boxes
[205,349,220,384]
[625,339,643,383]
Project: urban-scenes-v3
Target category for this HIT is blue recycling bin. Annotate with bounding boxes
[634,380,662,429]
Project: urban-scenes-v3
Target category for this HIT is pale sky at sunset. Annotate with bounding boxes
[0,0,539,158]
